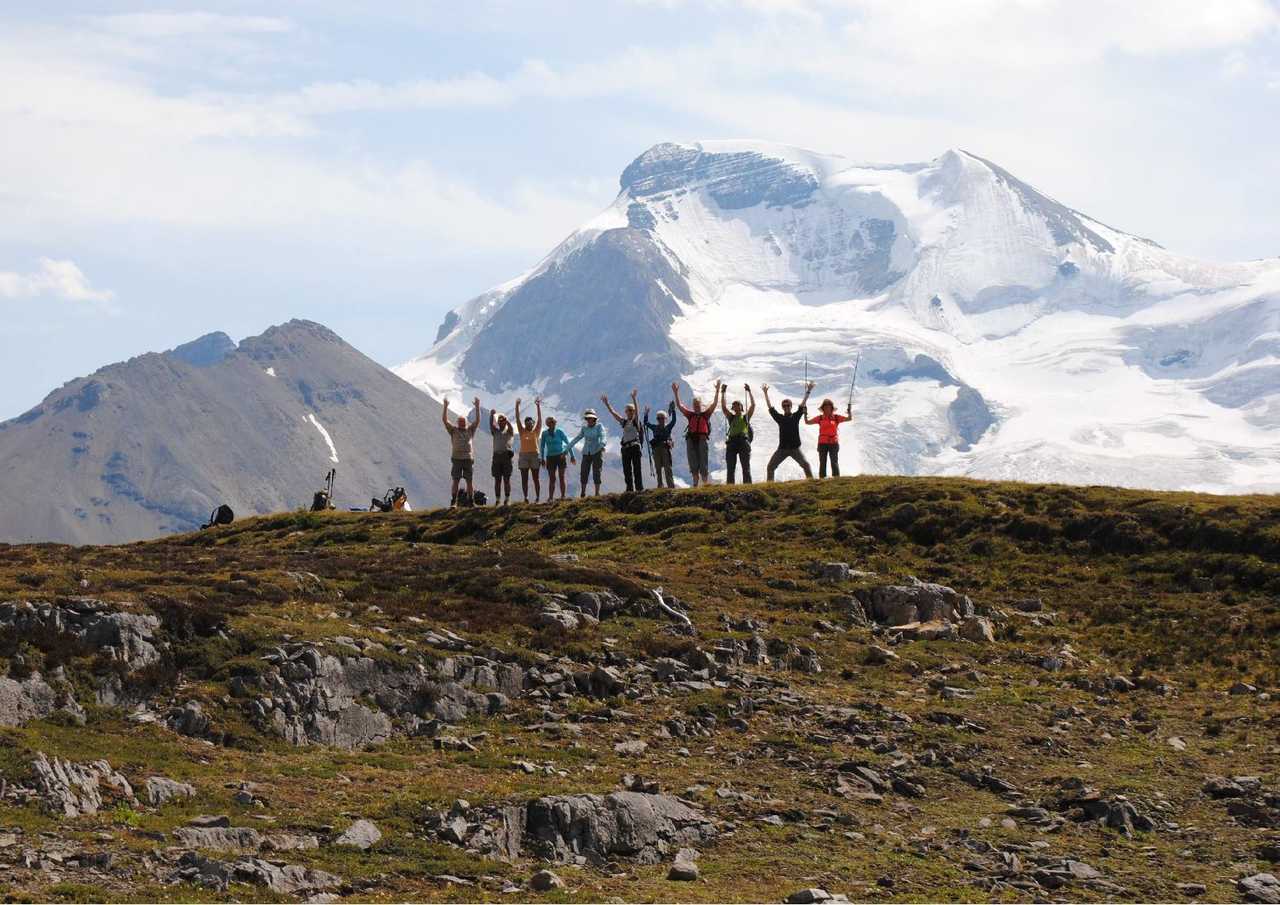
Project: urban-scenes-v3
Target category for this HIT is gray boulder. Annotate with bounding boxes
[525,791,717,865]
[856,580,975,627]
[0,673,59,727]
[333,818,382,850]
[174,826,263,852]
[785,889,848,903]
[1239,873,1280,904]
[813,562,851,583]
[145,776,197,807]
[165,701,212,738]
[529,869,565,891]
[668,847,700,881]
[171,851,341,895]
[959,615,996,644]
[32,752,134,817]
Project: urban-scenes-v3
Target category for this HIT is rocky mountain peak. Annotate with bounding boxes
[620,141,820,210]
[166,332,237,368]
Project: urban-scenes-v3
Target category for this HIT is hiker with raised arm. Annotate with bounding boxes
[539,415,573,502]
[806,396,852,478]
[489,406,515,505]
[514,397,543,503]
[763,381,814,481]
[442,396,481,506]
[673,379,722,487]
[567,407,606,498]
[602,389,645,492]
[644,401,677,489]
[721,383,756,484]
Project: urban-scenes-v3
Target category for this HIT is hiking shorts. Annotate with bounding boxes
[491,451,514,478]
[685,434,710,476]
[518,451,540,471]
[451,458,474,481]
[545,453,567,472]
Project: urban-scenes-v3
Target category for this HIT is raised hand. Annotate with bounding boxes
[671,382,680,393]
[515,397,522,406]
[761,384,770,392]
[472,396,481,407]
[630,388,638,397]
[806,381,816,392]
[744,383,751,392]
[644,406,651,416]
[601,394,609,404]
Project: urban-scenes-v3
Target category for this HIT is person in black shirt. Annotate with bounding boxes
[644,401,677,488]
[762,381,815,481]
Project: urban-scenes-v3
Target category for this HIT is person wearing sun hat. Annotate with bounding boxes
[567,407,607,498]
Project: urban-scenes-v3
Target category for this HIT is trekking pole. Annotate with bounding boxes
[848,352,862,408]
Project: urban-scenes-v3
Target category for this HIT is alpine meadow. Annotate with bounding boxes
[0,3,1277,904]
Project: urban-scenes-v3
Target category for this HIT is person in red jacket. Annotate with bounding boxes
[672,379,722,487]
[806,397,852,478]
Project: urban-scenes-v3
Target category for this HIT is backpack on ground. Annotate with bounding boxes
[201,504,234,529]
[371,487,407,512]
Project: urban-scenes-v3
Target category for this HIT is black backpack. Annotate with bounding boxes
[202,504,234,529]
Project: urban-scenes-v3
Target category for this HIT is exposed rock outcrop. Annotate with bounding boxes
[32,752,134,817]
[0,599,162,668]
[231,644,524,749]
[425,791,716,866]
[0,674,61,727]
[170,851,341,895]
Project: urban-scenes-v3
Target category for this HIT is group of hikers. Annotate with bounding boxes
[441,379,853,506]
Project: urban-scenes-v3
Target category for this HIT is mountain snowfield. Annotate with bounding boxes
[397,141,1280,492]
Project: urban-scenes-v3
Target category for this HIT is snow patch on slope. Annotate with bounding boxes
[306,413,339,464]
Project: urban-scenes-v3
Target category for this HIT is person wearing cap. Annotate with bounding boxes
[601,388,645,493]
[805,396,852,478]
[567,408,607,497]
[672,378,723,487]
[644,401,677,488]
[539,415,573,502]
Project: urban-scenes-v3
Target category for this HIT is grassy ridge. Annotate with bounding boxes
[0,475,1276,902]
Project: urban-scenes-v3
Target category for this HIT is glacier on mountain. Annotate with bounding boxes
[397,140,1280,493]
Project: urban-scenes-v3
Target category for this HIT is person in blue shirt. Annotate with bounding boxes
[539,416,573,502]
[643,401,677,488]
[567,408,607,497]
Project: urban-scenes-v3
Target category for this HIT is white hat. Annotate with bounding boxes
[583,408,598,418]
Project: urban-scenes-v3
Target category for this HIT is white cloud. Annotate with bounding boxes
[0,258,116,304]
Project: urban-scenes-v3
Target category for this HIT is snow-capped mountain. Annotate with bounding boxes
[398,141,1280,492]
[0,320,483,544]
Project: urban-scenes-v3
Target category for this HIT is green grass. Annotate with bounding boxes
[0,475,1276,901]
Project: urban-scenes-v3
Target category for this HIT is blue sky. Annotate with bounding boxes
[2,0,1278,419]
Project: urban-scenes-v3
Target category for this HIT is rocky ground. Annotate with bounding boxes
[0,475,1276,903]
